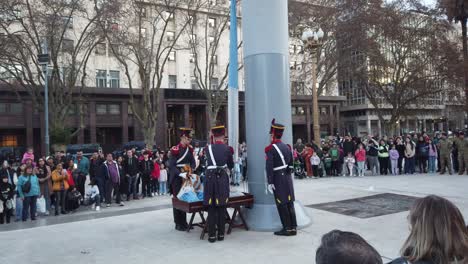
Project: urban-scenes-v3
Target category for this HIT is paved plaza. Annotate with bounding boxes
[1,174,467,264]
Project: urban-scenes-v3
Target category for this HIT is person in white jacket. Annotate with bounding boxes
[344,153,356,177]
[310,152,321,178]
[86,179,101,211]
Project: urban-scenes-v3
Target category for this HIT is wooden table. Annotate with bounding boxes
[172,193,254,240]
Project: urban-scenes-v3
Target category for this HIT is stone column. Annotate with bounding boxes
[184,104,190,128]
[335,105,341,135]
[329,105,334,135]
[122,102,129,144]
[367,118,372,136]
[377,119,382,137]
[306,105,311,143]
[89,101,97,143]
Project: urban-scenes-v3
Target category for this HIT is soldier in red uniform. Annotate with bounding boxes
[265,119,297,236]
[204,125,234,243]
[169,128,196,231]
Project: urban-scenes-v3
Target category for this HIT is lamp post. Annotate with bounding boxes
[38,39,50,157]
[302,28,324,147]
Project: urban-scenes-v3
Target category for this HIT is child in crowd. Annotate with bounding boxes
[323,153,333,177]
[310,152,321,179]
[86,179,101,211]
[159,163,168,195]
[21,148,35,166]
[151,160,160,196]
[344,153,356,177]
[389,144,400,175]
[0,174,14,224]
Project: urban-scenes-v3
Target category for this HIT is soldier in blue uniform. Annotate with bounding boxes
[204,125,234,243]
[265,119,297,236]
[169,128,196,231]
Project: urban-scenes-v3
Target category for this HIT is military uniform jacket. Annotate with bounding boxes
[203,142,234,206]
[265,140,295,205]
[438,139,452,156]
[168,143,196,192]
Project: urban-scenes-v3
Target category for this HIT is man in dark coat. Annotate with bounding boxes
[204,125,234,243]
[123,150,140,200]
[169,128,196,231]
[265,119,297,236]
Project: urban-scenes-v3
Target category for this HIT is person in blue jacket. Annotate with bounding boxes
[17,165,40,221]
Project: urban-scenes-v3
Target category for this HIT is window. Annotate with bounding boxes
[10,103,22,114]
[108,104,120,115]
[169,75,177,89]
[62,39,74,53]
[209,0,217,6]
[96,104,107,115]
[208,17,216,28]
[212,55,218,65]
[96,43,106,55]
[0,103,6,113]
[210,78,219,90]
[62,16,73,29]
[109,22,119,31]
[189,53,195,63]
[191,78,198,89]
[1,135,17,147]
[109,43,120,56]
[164,11,174,21]
[167,31,175,41]
[96,70,107,88]
[188,14,196,25]
[168,51,176,61]
[109,70,120,88]
[139,7,147,18]
[140,28,147,38]
[190,34,197,44]
[289,44,295,54]
[297,45,303,54]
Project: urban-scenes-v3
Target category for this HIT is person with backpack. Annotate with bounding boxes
[366,137,380,176]
[378,139,390,175]
[17,165,40,221]
[416,136,429,173]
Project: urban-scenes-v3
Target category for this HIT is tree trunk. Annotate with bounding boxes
[143,125,156,149]
[462,18,468,120]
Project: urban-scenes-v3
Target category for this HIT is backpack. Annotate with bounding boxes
[22,176,31,194]
[330,149,339,160]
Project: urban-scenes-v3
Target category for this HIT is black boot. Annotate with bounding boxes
[274,229,291,236]
[208,236,217,243]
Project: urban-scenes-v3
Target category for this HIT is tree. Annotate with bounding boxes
[99,0,202,147]
[185,1,242,128]
[439,0,468,115]
[337,0,460,135]
[0,0,113,146]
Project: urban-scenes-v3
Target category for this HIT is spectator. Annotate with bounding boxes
[0,161,15,190]
[101,153,124,207]
[330,143,340,176]
[416,136,429,173]
[85,178,101,211]
[395,137,405,175]
[21,147,35,166]
[89,152,104,180]
[123,150,140,201]
[46,156,56,171]
[378,139,389,175]
[323,152,333,177]
[151,158,160,195]
[139,151,154,198]
[389,145,399,175]
[316,230,383,264]
[389,195,468,264]
[117,156,127,200]
[404,137,416,174]
[303,144,314,178]
[66,160,77,188]
[159,163,168,195]
[0,174,14,224]
[310,152,321,178]
[344,153,356,177]
[428,139,437,173]
[51,163,69,216]
[367,139,380,176]
[14,164,26,221]
[36,158,52,216]
[73,150,89,197]
[355,144,366,177]
[17,165,40,221]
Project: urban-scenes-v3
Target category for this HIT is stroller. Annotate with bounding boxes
[294,159,306,179]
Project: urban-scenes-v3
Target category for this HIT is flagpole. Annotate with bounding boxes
[228,0,239,163]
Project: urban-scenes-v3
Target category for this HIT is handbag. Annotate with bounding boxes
[22,176,32,194]
[36,197,46,214]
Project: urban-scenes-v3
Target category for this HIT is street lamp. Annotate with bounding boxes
[302,28,324,147]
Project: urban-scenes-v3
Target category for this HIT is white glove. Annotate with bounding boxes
[267,184,275,194]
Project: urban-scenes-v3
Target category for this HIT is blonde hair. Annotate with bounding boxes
[401,195,468,264]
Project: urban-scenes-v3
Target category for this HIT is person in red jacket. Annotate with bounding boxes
[151,160,160,196]
[355,144,367,177]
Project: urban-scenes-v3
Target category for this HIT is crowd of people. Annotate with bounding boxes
[0,147,173,223]
[293,131,468,179]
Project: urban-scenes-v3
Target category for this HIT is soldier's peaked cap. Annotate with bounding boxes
[270,119,285,137]
[211,125,226,137]
[179,127,193,138]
